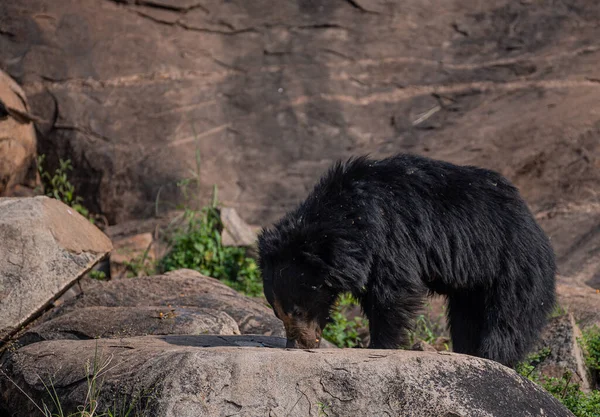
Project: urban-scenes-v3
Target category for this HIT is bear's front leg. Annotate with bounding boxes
[363,284,426,349]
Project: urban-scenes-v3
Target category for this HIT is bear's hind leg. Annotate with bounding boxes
[477,284,551,368]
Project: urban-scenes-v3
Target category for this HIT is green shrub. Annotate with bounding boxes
[322,293,367,348]
[542,377,600,417]
[517,348,600,417]
[582,326,600,373]
[159,207,262,297]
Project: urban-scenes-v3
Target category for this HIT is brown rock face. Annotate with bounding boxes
[0,70,38,196]
[0,337,573,417]
[0,197,112,342]
[1,0,598,228]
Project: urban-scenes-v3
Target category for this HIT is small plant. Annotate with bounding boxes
[517,348,600,417]
[515,347,552,379]
[39,343,110,416]
[317,401,331,417]
[550,304,567,318]
[37,155,92,221]
[542,375,600,417]
[89,270,107,281]
[322,293,367,348]
[122,244,157,278]
[159,206,262,297]
[407,304,448,347]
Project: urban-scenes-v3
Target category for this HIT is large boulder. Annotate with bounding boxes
[0,336,572,417]
[1,0,599,229]
[0,196,112,342]
[0,70,38,196]
[42,269,285,338]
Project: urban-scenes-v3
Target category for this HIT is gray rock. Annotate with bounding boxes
[0,196,112,341]
[42,269,284,338]
[0,336,573,417]
[18,306,241,347]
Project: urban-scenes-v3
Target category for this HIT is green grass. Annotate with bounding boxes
[2,342,153,417]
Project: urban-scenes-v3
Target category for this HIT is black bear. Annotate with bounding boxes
[257,153,556,367]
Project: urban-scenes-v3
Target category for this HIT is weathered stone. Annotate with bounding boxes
[0,197,112,342]
[0,70,38,196]
[0,336,572,417]
[220,207,257,247]
[18,306,240,347]
[43,269,284,338]
[533,312,591,392]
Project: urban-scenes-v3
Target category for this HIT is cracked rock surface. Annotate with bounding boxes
[1,336,573,417]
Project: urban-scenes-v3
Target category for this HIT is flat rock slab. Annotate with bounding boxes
[0,196,112,341]
[18,306,241,347]
[0,336,572,417]
[43,269,284,338]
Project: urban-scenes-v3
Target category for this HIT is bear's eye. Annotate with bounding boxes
[291,307,303,318]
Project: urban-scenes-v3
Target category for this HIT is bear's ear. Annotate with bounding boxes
[257,227,284,268]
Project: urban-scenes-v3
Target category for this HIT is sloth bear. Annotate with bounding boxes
[257,153,556,367]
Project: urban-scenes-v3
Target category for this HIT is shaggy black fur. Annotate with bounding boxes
[258,153,556,367]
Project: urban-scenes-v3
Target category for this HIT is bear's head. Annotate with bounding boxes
[257,222,342,349]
